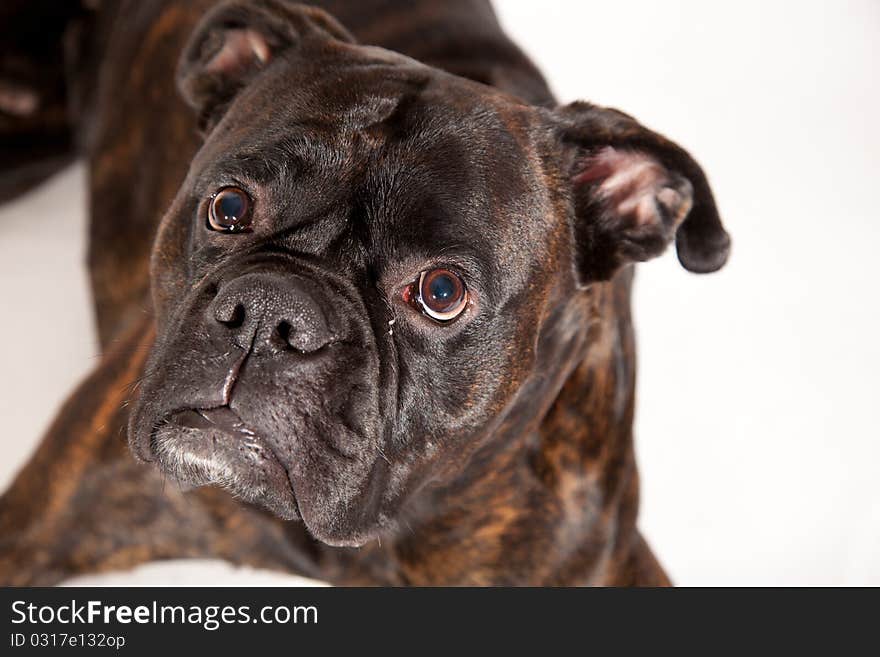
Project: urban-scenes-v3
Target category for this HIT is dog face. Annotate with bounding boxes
[128,0,729,546]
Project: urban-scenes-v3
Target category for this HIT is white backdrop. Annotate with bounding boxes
[0,0,877,585]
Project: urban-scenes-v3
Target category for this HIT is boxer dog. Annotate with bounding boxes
[0,0,729,585]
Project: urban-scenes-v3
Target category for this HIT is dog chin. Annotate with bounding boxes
[151,408,302,521]
[148,407,385,548]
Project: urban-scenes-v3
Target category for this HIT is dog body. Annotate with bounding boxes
[0,0,728,585]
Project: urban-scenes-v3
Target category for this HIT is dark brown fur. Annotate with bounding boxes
[0,0,729,586]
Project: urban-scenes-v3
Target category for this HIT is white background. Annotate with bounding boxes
[1,0,878,585]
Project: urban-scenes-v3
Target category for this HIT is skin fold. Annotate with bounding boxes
[0,0,728,586]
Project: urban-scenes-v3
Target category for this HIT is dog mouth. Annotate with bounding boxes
[151,406,301,520]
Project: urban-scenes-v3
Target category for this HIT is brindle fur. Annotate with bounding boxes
[0,0,727,585]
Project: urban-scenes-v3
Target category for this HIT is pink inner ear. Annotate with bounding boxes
[0,81,39,117]
[574,146,691,227]
[205,28,271,75]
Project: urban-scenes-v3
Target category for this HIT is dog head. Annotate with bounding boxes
[128,1,730,546]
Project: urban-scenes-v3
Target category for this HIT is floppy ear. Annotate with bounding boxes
[552,102,730,283]
[177,0,354,130]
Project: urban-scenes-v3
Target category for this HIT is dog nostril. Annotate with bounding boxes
[276,320,292,345]
[217,302,246,328]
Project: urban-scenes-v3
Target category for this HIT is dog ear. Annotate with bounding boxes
[177,0,354,130]
[551,102,730,283]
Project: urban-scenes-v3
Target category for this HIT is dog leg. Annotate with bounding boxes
[610,532,673,586]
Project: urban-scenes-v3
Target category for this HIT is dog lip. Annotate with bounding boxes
[164,405,271,453]
[152,405,302,520]
[172,406,252,433]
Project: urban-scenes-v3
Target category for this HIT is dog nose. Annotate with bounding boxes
[209,272,335,353]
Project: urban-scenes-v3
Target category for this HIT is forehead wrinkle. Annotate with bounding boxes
[209,64,432,186]
[265,58,430,130]
[205,129,362,190]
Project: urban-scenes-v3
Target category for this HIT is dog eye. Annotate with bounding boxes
[207,186,252,232]
[415,269,468,322]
